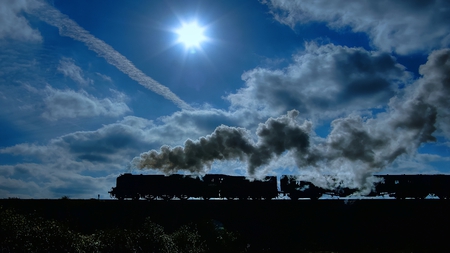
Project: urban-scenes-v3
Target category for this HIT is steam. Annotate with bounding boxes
[132,110,311,176]
[132,49,449,190]
[26,0,192,111]
[296,49,448,189]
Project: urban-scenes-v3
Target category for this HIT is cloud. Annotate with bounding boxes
[26,0,192,110]
[2,46,449,198]
[0,0,42,42]
[96,72,112,82]
[0,163,115,198]
[1,116,157,166]
[227,43,410,121]
[265,0,450,54]
[42,86,130,120]
[57,57,92,86]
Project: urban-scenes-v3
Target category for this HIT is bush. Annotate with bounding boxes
[0,207,246,253]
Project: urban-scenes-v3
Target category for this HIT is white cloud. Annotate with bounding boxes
[42,86,130,120]
[266,0,450,54]
[0,0,42,42]
[57,57,92,86]
[96,72,112,82]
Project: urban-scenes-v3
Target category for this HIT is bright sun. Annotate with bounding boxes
[176,22,206,48]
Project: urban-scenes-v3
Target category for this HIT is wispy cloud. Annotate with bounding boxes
[57,57,92,86]
[42,86,130,120]
[27,0,193,111]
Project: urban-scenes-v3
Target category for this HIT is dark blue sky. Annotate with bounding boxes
[0,0,449,198]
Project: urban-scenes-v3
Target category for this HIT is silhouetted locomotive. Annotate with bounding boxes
[109,173,450,200]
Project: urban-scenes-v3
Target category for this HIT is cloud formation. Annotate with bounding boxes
[228,43,410,120]
[42,86,130,120]
[26,0,193,110]
[0,0,42,42]
[266,0,450,54]
[57,58,92,86]
[293,49,450,189]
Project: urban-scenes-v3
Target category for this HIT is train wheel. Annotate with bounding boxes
[288,194,299,201]
[118,197,124,201]
[263,196,272,201]
[132,195,140,201]
[178,194,189,200]
[145,195,156,201]
[161,195,173,201]
[226,196,235,200]
[203,196,211,200]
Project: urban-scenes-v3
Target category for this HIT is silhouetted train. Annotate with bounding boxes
[108,173,450,200]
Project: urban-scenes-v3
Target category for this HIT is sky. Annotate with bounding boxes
[1,0,450,199]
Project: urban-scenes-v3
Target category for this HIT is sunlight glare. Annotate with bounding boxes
[176,22,206,48]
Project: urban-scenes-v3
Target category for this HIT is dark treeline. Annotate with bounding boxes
[2,199,449,253]
[0,206,245,253]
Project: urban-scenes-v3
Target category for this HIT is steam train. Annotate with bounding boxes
[108,173,450,200]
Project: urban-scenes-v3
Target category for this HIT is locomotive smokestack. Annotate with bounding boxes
[132,110,311,176]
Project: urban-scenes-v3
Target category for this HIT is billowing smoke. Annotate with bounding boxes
[132,49,449,190]
[132,110,311,176]
[296,49,448,190]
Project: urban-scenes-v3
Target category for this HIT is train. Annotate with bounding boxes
[108,173,450,200]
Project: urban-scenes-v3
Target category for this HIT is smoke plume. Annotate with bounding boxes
[26,0,192,111]
[296,49,448,189]
[132,110,311,175]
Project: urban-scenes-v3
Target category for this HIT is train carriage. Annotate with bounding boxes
[109,173,450,200]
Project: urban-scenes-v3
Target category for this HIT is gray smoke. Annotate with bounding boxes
[132,110,311,175]
[297,49,448,190]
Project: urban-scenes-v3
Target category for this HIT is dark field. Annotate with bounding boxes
[1,199,449,252]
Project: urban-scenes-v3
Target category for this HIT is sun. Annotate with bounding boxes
[176,22,206,48]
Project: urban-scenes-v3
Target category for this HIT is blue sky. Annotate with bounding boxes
[1,0,450,198]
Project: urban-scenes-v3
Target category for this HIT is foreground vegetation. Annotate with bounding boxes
[0,206,245,253]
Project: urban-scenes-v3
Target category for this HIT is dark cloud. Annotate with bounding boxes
[265,0,450,54]
[227,43,409,120]
[416,49,450,138]
[293,49,450,189]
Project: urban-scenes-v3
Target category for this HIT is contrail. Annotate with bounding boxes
[27,0,193,111]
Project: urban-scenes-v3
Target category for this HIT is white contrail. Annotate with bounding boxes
[27,0,193,111]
